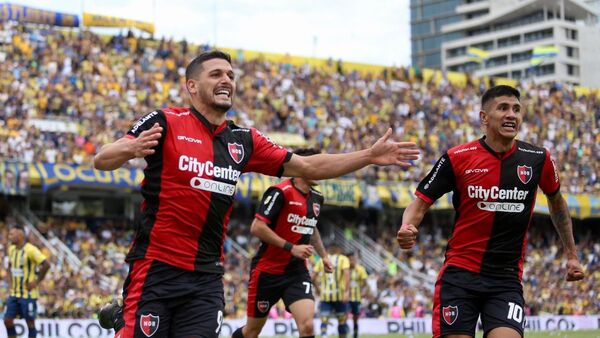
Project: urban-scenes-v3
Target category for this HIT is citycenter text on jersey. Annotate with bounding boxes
[467,185,529,201]
[178,155,241,181]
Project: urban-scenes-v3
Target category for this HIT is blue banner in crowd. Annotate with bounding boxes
[0,161,29,196]
[0,3,79,27]
[34,163,142,192]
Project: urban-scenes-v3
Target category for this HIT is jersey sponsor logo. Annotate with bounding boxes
[313,202,320,216]
[131,111,158,133]
[442,305,458,325]
[453,146,477,154]
[257,300,270,313]
[464,168,489,174]
[477,201,525,212]
[190,177,236,196]
[140,314,159,337]
[228,142,244,164]
[289,201,303,206]
[264,192,280,215]
[517,165,532,184]
[518,147,544,154]
[467,185,529,201]
[178,155,241,182]
[177,135,202,144]
[287,213,318,227]
[424,157,445,190]
[291,225,315,235]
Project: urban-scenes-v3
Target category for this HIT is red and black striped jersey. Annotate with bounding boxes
[251,178,324,274]
[125,107,291,274]
[416,137,560,279]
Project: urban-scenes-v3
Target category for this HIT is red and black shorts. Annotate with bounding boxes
[247,268,314,318]
[114,258,225,338]
[433,265,525,338]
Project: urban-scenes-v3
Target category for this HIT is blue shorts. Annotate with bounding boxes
[4,296,37,320]
[349,301,361,316]
[320,301,349,317]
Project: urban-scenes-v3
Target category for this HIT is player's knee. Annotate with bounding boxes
[3,317,14,327]
[297,316,314,336]
[242,325,261,338]
[338,323,349,335]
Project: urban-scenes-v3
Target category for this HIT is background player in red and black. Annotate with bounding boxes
[94,50,420,338]
[232,148,333,338]
[396,85,584,338]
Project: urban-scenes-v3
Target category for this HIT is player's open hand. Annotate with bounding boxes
[291,244,314,259]
[369,128,420,167]
[322,257,334,273]
[131,123,163,158]
[396,223,418,250]
[566,258,585,282]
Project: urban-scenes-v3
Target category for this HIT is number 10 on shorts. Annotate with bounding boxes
[507,302,523,323]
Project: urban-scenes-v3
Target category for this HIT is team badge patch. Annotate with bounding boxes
[517,165,532,184]
[140,314,160,337]
[442,305,458,325]
[257,300,270,313]
[228,142,244,164]
[313,203,320,216]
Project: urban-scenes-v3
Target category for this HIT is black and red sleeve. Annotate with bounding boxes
[244,129,292,177]
[539,149,561,196]
[415,153,456,204]
[125,110,167,139]
[255,187,285,228]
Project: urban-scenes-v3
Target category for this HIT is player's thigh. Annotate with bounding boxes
[4,296,19,319]
[433,281,481,338]
[281,270,314,312]
[349,301,361,317]
[117,298,170,338]
[320,301,334,318]
[247,270,284,318]
[481,289,524,338]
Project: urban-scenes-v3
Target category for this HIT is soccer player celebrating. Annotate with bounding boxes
[4,225,50,338]
[232,148,333,338]
[95,50,419,337]
[397,85,585,338]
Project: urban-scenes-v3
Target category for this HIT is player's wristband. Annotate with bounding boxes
[283,241,293,251]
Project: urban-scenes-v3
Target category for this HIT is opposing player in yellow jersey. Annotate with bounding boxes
[3,226,50,338]
[313,244,350,338]
[347,251,368,338]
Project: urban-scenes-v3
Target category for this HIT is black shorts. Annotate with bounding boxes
[433,265,525,338]
[115,258,225,338]
[247,268,314,318]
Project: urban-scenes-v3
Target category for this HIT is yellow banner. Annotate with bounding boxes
[83,12,154,34]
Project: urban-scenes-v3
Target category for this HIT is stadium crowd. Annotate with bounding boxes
[1,23,599,193]
[1,214,598,319]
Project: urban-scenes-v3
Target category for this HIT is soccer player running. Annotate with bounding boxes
[396,85,585,338]
[347,251,368,338]
[313,244,351,338]
[4,225,50,338]
[232,148,333,338]
[94,50,420,338]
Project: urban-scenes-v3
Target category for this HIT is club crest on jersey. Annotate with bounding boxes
[257,301,270,313]
[140,314,159,337]
[517,165,532,184]
[313,203,320,216]
[443,305,458,325]
[228,143,244,164]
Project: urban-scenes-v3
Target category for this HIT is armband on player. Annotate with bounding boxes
[283,241,293,251]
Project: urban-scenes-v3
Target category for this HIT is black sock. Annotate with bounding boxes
[353,322,358,338]
[300,336,315,338]
[232,326,245,338]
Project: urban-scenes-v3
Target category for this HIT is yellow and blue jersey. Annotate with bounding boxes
[8,243,47,299]
[314,253,350,302]
[349,264,368,302]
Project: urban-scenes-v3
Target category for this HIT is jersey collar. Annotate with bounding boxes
[190,106,229,135]
[479,136,518,160]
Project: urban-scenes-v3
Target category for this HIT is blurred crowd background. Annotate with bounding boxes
[0,23,599,320]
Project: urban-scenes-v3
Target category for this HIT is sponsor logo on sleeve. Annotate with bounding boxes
[140,314,159,337]
[131,111,158,133]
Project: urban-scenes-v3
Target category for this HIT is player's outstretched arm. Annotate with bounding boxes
[547,191,585,282]
[282,128,419,179]
[94,123,163,171]
[397,198,431,250]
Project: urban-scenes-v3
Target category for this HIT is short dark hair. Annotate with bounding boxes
[10,224,24,231]
[293,148,320,156]
[481,85,520,110]
[185,50,232,81]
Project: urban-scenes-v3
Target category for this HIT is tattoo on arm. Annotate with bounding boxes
[548,193,577,258]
